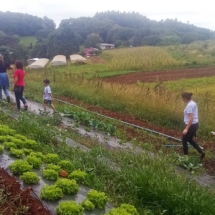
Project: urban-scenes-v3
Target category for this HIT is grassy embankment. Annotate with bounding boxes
[20,36,37,47]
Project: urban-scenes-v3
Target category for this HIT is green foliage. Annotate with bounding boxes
[10,148,24,158]
[24,139,38,149]
[14,134,27,141]
[45,164,61,172]
[0,145,3,153]
[0,125,16,136]
[4,142,17,150]
[42,169,58,181]
[56,201,84,215]
[0,135,8,143]
[68,170,87,184]
[23,148,33,155]
[9,138,24,148]
[9,160,32,175]
[105,208,131,215]
[81,199,95,211]
[44,153,60,164]
[20,172,40,184]
[86,190,108,209]
[119,204,139,215]
[40,185,63,201]
[26,156,43,169]
[30,152,44,160]
[55,179,79,195]
[58,160,74,173]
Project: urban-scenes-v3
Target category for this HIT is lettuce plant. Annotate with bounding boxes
[23,148,33,155]
[10,148,24,158]
[45,164,61,172]
[9,160,32,175]
[4,142,17,150]
[86,190,108,209]
[68,170,87,184]
[0,125,16,135]
[56,201,83,215]
[0,145,3,153]
[58,160,74,173]
[20,172,40,184]
[81,199,95,211]
[26,156,43,169]
[119,204,139,215]
[42,169,58,181]
[55,178,79,195]
[105,208,131,215]
[14,134,27,141]
[40,185,63,201]
[24,139,38,149]
[44,153,60,164]
[30,152,44,160]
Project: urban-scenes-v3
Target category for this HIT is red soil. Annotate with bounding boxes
[102,66,215,84]
[0,168,51,215]
[87,56,106,64]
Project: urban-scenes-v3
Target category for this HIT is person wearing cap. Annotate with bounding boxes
[0,54,13,102]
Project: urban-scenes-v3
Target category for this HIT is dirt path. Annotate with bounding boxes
[0,168,51,215]
[102,66,215,84]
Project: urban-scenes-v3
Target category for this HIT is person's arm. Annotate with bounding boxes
[183,113,193,135]
[49,93,53,100]
[13,70,18,89]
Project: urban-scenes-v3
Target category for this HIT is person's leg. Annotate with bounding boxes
[50,102,56,113]
[19,87,27,109]
[14,91,21,110]
[182,133,190,155]
[43,100,47,111]
[2,86,10,102]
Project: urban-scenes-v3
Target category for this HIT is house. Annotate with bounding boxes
[84,47,98,57]
[100,43,115,50]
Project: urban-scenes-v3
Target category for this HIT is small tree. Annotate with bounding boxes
[84,33,102,48]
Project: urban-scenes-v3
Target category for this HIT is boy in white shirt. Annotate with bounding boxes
[43,79,56,113]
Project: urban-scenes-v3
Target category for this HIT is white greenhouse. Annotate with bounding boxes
[51,55,67,66]
[70,54,87,64]
[28,58,49,69]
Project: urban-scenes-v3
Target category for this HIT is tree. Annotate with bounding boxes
[84,33,102,48]
[47,27,80,58]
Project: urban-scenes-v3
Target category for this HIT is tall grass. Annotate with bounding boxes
[102,46,180,71]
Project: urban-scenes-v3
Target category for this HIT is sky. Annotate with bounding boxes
[1,0,215,30]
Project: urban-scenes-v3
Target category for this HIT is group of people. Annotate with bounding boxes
[0,54,205,160]
[0,54,55,112]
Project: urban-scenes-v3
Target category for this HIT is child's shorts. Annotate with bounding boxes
[44,100,52,105]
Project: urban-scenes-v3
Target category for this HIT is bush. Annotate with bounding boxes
[0,145,3,153]
[56,201,83,215]
[9,160,32,175]
[44,153,60,164]
[4,142,17,150]
[20,172,40,184]
[68,170,87,184]
[81,199,95,211]
[58,160,74,173]
[55,178,79,195]
[42,169,58,181]
[45,164,61,172]
[24,139,38,149]
[40,185,63,201]
[10,148,24,158]
[26,156,43,169]
[86,190,108,209]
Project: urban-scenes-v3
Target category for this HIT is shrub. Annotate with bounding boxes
[68,170,87,184]
[45,164,61,172]
[20,172,40,184]
[44,153,60,164]
[0,145,3,153]
[30,152,44,160]
[40,185,63,201]
[9,160,32,175]
[24,139,38,149]
[42,169,58,181]
[10,148,24,158]
[23,148,33,155]
[81,199,95,211]
[119,204,139,215]
[58,160,74,173]
[56,201,83,215]
[4,142,17,150]
[86,190,108,209]
[55,179,79,195]
[26,156,43,169]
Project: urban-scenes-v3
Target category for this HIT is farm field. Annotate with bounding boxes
[20,36,37,47]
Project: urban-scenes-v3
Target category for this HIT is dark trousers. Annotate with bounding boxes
[182,123,203,155]
[14,86,27,110]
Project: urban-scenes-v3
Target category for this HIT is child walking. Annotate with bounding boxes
[43,79,56,113]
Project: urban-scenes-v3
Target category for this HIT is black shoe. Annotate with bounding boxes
[24,105,28,111]
[7,96,10,103]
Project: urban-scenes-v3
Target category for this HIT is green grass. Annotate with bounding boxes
[20,36,37,47]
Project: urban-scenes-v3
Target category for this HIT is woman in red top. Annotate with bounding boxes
[13,61,28,110]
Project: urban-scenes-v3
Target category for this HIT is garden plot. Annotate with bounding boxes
[0,125,140,215]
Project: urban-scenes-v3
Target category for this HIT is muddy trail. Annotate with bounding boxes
[0,168,51,215]
[102,66,215,84]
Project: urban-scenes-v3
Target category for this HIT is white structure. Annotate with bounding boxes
[100,43,115,50]
[70,54,87,64]
[28,58,49,69]
[26,58,39,65]
[51,55,67,66]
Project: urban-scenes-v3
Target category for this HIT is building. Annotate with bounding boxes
[84,47,99,57]
[100,43,115,50]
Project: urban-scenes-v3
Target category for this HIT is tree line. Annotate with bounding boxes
[0,11,214,62]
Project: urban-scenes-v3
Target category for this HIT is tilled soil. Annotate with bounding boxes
[102,66,215,84]
[0,168,51,215]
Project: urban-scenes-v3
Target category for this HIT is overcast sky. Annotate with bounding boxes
[1,0,215,30]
